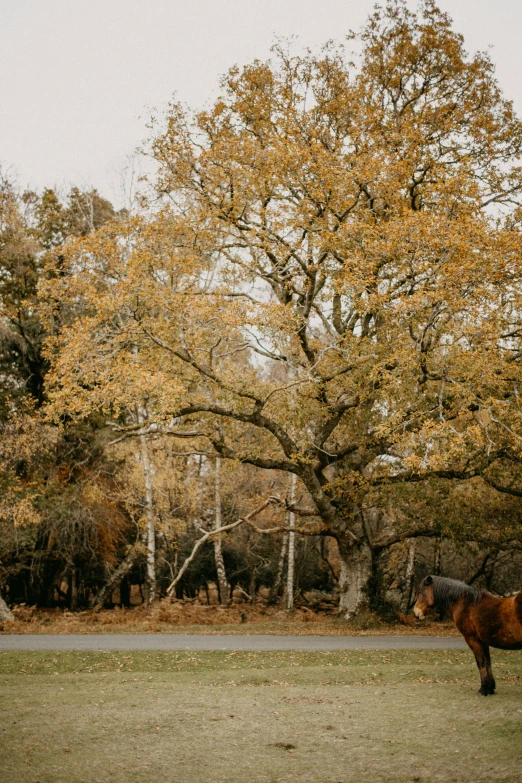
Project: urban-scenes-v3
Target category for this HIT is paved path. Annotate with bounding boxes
[0,634,467,651]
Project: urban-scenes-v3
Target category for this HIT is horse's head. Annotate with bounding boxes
[413,575,435,619]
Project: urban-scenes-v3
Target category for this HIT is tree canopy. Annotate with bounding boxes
[1,1,522,617]
[39,1,522,614]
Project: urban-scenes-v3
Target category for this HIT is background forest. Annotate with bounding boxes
[2,1,522,623]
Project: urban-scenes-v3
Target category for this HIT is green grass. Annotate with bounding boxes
[1,649,521,783]
[1,648,521,684]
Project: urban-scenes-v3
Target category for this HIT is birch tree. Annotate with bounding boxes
[286,473,297,613]
[213,456,230,605]
[137,405,156,605]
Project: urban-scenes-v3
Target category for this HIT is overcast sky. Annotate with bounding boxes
[1,0,521,206]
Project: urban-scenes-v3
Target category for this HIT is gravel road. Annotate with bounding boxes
[0,634,467,651]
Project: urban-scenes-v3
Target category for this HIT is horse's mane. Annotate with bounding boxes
[426,576,484,607]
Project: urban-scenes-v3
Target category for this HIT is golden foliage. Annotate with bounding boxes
[42,2,522,550]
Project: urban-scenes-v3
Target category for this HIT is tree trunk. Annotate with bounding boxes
[89,543,141,610]
[0,594,13,621]
[120,576,131,608]
[249,568,257,604]
[337,539,372,618]
[269,533,288,605]
[286,473,297,613]
[401,541,416,613]
[68,568,78,611]
[138,406,156,607]
[213,457,230,606]
[434,536,442,575]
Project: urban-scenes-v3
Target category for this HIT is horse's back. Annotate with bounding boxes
[516,592,522,623]
[481,592,522,650]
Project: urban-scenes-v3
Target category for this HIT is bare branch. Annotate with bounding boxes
[165,499,276,596]
[482,475,522,498]
[165,497,326,597]
[371,528,441,551]
[175,402,299,459]
[106,426,204,447]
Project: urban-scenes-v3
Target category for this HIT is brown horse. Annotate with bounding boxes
[413,575,522,695]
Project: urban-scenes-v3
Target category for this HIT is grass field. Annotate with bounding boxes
[1,649,521,783]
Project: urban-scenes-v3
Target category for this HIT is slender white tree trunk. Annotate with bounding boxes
[286,473,297,613]
[138,406,156,607]
[0,594,13,621]
[402,540,416,612]
[213,457,229,606]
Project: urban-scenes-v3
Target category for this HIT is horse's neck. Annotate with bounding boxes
[444,596,467,622]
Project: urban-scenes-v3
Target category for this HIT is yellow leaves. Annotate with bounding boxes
[0,403,56,532]
[109,437,192,540]
[0,495,41,528]
[0,408,57,468]
[34,0,522,536]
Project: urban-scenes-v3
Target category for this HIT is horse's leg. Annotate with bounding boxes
[482,644,496,694]
[466,636,495,695]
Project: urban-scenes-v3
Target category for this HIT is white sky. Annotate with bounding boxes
[1,0,521,207]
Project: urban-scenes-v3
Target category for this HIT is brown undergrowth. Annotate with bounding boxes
[0,599,458,635]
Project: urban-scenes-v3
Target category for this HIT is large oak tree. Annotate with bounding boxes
[44,1,522,614]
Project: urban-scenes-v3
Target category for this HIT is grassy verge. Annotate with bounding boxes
[2,648,521,682]
[1,650,521,783]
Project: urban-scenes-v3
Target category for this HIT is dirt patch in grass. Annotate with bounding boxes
[0,600,458,636]
[1,650,521,783]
